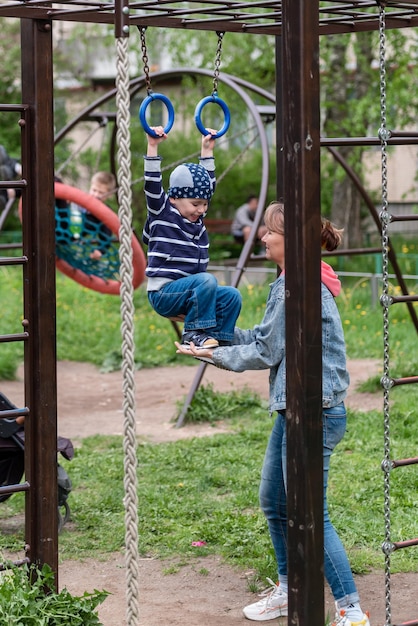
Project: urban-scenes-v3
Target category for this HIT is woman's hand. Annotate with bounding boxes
[175,341,214,361]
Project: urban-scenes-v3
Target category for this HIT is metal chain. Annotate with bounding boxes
[212,31,225,95]
[139,27,152,94]
[377,6,393,626]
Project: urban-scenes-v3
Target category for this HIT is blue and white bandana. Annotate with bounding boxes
[168,163,213,200]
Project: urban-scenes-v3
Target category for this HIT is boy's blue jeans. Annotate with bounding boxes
[148,272,242,343]
[259,403,360,607]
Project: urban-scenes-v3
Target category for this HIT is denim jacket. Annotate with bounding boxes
[212,274,349,412]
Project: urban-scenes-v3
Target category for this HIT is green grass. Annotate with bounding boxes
[0,383,417,581]
[0,266,272,376]
[1,263,417,377]
[0,261,418,583]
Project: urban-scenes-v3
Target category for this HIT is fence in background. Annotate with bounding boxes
[208,263,418,307]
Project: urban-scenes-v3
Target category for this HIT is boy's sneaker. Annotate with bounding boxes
[332,609,370,626]
[243,579,288,621]
[181,330,219,349]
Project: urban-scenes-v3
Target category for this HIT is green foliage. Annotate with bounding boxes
[0,20,22,155]
[164,29,277,90]
[0,561,108,624]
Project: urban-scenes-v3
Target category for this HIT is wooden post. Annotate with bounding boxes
[20,16,58,585]
[281,1,324,624]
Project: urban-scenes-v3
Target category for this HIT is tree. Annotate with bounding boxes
[320,30,418,246]
[0,19,22,158]
[166,27,418,246]
[3,18,418,245]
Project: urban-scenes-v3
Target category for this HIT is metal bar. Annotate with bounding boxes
[327,146,418,334]
[0,481,30,497]
[322,136,418,146]
[391,456,418,468]
[393,620,418,626]
[390,294,418,304]
[115,0,129,37]
[0,256,26,265]
[391,376,418,386]
[0,558,30,572]
[390,214,418,222]
[20,15,59,586]
[0,1,417,36]
[0,180,26,191]
[0,104,29,113]
[322,246,382,256]
[0,333,29,343]
[392,538,418,550]
[0,407,29,419]
[283,2,324,625]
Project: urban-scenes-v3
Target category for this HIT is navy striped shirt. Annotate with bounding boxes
[142,156,216,291]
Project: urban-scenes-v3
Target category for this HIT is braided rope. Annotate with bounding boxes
[116,35,140,626]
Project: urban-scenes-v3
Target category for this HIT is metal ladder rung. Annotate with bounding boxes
[389,294,418,304]
[389,214,418,223]
[391,376,418,387]
[0,557,30,573]
[0,255,27,266]
[0,407,29,421]
[392,537,418,551]
[0,332,29,343]
[391,456,418,468]
[0,481,30,498]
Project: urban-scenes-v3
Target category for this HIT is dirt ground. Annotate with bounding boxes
[2,358,418,626]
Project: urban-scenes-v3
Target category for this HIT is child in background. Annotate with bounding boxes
[81,171,116,260]
[143,126,242,350]
[88,171,116,203]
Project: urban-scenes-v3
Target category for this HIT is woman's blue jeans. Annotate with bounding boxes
[259,403,359,607]
[148,272,242,343]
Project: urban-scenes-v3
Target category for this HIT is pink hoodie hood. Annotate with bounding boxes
[321,261,341,297]
[280,261,341,297]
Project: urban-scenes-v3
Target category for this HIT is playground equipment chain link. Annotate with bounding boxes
[212,31,225,95]
[378,6,394,626]
[139,27,152,95]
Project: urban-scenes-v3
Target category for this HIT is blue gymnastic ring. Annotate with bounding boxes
[194,95,231,139]
[139,93,175,137]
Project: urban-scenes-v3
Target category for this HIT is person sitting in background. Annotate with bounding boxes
[230,195,267,244]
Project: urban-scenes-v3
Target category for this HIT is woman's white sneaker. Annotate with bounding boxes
[243,579,288,621]
[332,609,370,626]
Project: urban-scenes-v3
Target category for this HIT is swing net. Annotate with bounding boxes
[55,203,120,280]
[54,182,146,295]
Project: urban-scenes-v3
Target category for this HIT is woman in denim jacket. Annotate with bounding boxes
[176,202,369,626]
